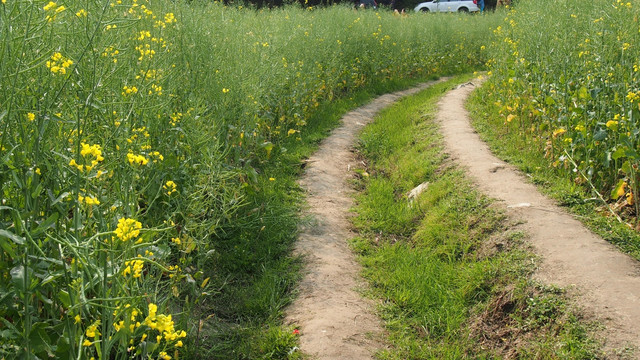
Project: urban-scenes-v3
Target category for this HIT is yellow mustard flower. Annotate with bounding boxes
[78,195,100,206]
[128,259,144,278]
[113,320,125,332]
[86,321,100,338]
[127,153,148,166]
[163,181,177,195]
[164,12,176,24]
[115,218,142,242]
[122,85,138,96]
[46,52,73,74]
[150,151,163,162]
[69,158,84,172]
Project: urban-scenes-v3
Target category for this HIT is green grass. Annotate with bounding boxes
[352,75,602,358]
[5,0,632,357]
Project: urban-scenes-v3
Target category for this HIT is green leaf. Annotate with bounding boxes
[30,212,59,238]
[10,171,23,190]
[577,86,591,100]
[0,206,25,235]
[89,98,105,112]
[0,229,25,245]
[29,322,54,356]
[48,190,70,206]
[612,147,627,161]
[57,290,71,308]
[545,96,555,106]
[261,141,274,158]
[625,148,639,160]
[55,336,71,360]
[40,273,61,287]
[30,182,44,200]
[593,129,607,141]
[244,165,258,184]
[0,236,17,258]
[0,317,19,333]
[0,328,18,341]
[10,265,27,292]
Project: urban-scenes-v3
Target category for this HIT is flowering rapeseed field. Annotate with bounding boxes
[483,0,640,223]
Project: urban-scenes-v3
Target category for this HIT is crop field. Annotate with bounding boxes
[481,0,640,226]
[2,0,639,357]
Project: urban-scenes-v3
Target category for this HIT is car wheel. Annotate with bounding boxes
[420,7,430,12]
[458,7,468,12]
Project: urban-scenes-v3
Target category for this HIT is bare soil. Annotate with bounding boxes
[285,80,443,359]
[437,81,640,357]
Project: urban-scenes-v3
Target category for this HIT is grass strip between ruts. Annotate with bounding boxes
[351,75,602,359]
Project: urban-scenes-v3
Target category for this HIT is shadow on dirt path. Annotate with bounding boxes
[285,79,445,359]
[438,80,640,356]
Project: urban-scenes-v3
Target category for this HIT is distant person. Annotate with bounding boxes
[359,0,377,9]
[477,0,485,11]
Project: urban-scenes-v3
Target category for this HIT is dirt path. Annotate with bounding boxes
[285,80,444,359]
[438,81,640,356]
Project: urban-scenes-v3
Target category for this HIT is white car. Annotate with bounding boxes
[414,0,480,12]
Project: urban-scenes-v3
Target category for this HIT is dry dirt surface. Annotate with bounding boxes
[438,81,640,357]
[285,80,444,359]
